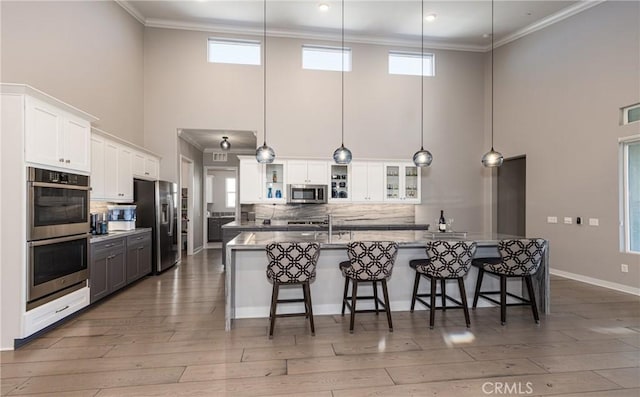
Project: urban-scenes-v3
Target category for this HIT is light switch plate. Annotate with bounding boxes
[547,216,558,224]
[564,217,573,224]
[589,218,599,226]
[621,264,629,273]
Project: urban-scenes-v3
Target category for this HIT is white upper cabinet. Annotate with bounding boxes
[351,161,384,203]
[25,96,91,173]
[383,163,421,203]
[117,147,133,201]
[90,135,106,199]
[132,150,160,180]
[239,158,263,204]
[286,160,328,185]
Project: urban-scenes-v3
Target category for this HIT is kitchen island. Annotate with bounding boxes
[225,231,549,331]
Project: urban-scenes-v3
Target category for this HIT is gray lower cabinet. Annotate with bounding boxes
[126,233,152,283]
[90,231,152,304]
[90,237,126,304]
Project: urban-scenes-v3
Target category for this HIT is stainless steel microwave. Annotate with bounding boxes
[287,184,327,204]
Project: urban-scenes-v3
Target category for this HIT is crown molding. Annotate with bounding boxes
[490,0,606,51]
[178,131,205,152]
[114,0,145,25]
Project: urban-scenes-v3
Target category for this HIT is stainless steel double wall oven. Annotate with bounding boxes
[27,167,90,309]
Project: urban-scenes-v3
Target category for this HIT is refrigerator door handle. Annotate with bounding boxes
[167,194,174,237]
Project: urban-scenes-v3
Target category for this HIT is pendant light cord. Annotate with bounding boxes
[420,0,424,150]
[341,0,345,147]
[263,0,267,147]
[490,0,494,150]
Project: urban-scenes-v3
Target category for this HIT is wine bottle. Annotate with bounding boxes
[438,210,447,232]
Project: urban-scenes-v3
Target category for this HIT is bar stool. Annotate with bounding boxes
[266,242,320,338]
[340,241,398,333]
[409,240,477,329]
[472,238,546,325]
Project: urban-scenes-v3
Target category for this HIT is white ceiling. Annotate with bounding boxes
[129,0,602,151]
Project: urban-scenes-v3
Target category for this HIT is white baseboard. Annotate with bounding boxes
[550,268,640,296]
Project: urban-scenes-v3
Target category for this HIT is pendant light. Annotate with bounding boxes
[256,0,275,164]
[412,0,433,167]
[481,0,504,168]
[332,0,352,164]
[220,136,231,151]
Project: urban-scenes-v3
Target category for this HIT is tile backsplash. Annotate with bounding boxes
[245,203,415,224]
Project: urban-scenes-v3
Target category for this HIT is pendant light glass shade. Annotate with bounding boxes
[333,0,352,164]
[413,147,433,167]
[413,0,432,168]
[220,136,231,151]
[333,144,352,164]
[481,147,503,167]
[256,0,276,164]
[482,0,503,168]
[256,142,275,164]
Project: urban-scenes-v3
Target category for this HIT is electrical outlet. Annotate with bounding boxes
[621,264,629,273]
[564,217,573,224]
[547,216,558,224]
[589,218,599,226]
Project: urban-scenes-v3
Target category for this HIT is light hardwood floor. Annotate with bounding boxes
[2,249,639,396]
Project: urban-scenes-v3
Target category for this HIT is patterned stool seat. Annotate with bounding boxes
[265,242,321,338]
[472,239,546,325]
[340,241,398,333]
[409,240,477,329]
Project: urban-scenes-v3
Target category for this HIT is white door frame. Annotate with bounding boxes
[180,155,195,256]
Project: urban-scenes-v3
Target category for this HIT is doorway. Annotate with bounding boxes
[180,156,194,257]
[497,156,526,236]
[203,166,239,250]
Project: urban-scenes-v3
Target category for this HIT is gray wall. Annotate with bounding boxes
[144,28,486,234]
[0,1,145,145]
[493,1,640,289]
[179,138,204,251]
[207,169,237,213]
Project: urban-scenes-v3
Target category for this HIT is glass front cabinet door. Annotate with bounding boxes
[329,164,350,202]
[264,162,286,203]
[383,163,421,203]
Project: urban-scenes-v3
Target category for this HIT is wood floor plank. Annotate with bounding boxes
[5,390,99,397]
[180,359,287,382]
[103,340,244,357]
[9,367,185,395]
[1,377,27,396]
[332,337,421,355]
[0,346,112,364]
[545,388,640,397]
[332,371,622,397]
[241,344,335,362]
[594,367,640,388]
[531,351,640,372]
[48,332,175,348]
[559,327,640,340]
[386,358,547,384]
[287,348,473,375]
[94,368,394,397]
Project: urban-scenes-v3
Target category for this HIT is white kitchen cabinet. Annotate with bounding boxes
[239,158,286,204]
[384,163,421,203]
[351,161,384,203]
[132,151,159,180]
[25,96,92,173]
[329,164,351,202]
[286,160,328,185]
[22,287,89,338]
[91,135,133,202]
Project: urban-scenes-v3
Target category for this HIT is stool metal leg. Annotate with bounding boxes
[525,275,540,324]
[341,277,349,316]
[303,282,316,335]
[457,277,471,328]
[268,283,279,339]
[472,267,485,309]
[349,279,358,333]
[441,279,447,311]
[429,277,437,329]
[410,272,420,312]
[500,275,507,325]
[373,281,379,315]
[381,279,393,332]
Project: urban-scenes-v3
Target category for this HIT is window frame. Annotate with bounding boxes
[207,38,261,66]
[388,51,435,77]
[622,103,640,125]
[225,177,237,209]
[620,134,640,254]
[302,45,352,72]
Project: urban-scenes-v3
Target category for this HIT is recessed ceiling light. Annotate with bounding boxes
[425,13,437,22]
[318,3,330,12]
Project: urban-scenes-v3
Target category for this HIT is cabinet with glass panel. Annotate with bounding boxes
[383,163,421,203]
[264,162,286,203]
[329,164,350,202]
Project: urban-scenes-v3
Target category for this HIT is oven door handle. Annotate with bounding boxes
[28,234,89,247]
[29,181,91,191]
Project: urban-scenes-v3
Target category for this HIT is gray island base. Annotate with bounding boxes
[225,231,549,331]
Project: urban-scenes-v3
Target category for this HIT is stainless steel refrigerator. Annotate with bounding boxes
[134,179,179,273]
